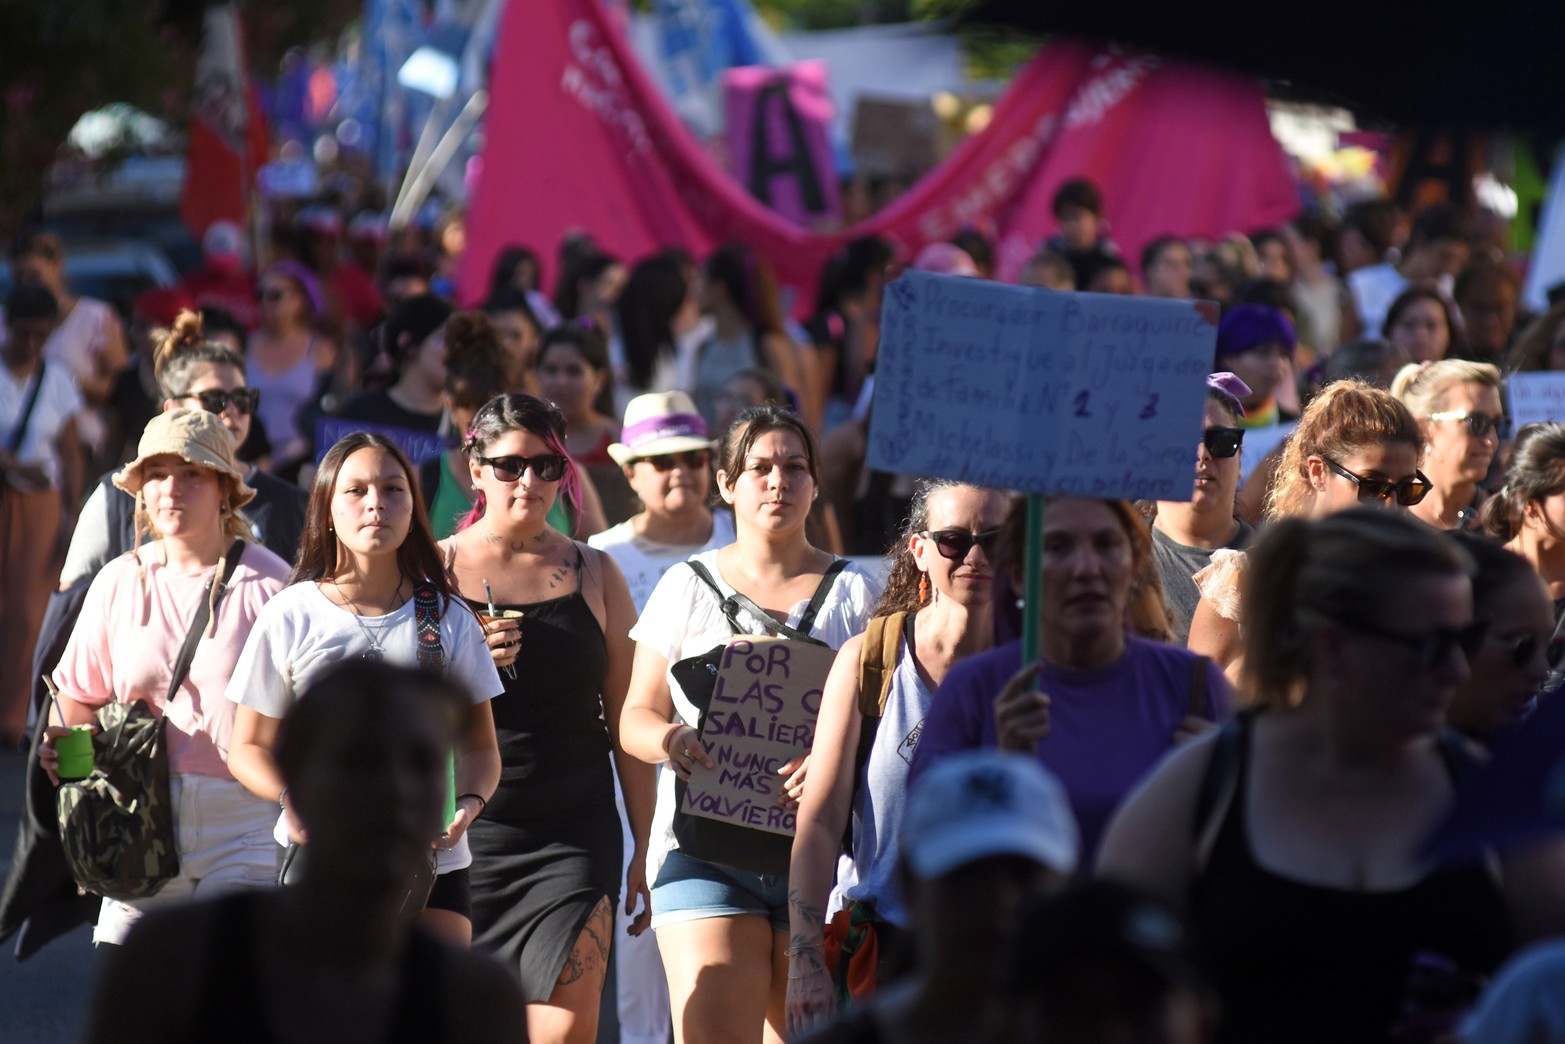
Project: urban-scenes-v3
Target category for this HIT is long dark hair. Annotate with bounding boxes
[290,432,453,605]
[458,393,582,531]
[616,256,687,390]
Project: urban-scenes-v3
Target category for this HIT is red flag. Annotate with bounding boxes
[182,2,268,237]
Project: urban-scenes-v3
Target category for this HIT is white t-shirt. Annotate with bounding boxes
[1,361,81,486]
[589,511,737,613]
[628,549,882,878]
[225,581,503,870]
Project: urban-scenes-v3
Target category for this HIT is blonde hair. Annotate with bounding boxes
[1242,509,1472,709]
[1265,380,1426,521]
[1389,360,1501,419]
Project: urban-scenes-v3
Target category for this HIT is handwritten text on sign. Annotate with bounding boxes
[1507,373,1565,433]
[866,271,1218,500]
[683,637,838,837]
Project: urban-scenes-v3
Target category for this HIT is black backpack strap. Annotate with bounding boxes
[1186,654,1212,720]
[797,559,850,636]
[167,539,246,702]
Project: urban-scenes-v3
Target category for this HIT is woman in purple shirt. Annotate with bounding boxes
[910,496,1231,861]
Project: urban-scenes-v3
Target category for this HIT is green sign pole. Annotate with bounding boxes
[1021,493,1046,667]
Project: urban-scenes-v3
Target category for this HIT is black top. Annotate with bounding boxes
[336,390,443,433]
[1190,723,1510,1043]
[470,549,614,822]
[189,892,445,1044]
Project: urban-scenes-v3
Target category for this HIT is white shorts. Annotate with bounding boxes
[94,774,277,946]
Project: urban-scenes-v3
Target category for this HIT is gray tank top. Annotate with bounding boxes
[844,617,929,928]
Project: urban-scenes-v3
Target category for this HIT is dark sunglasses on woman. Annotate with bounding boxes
[1490,631,1565,670]
[1426,408,1512,440]
[1203,427,1244,459]
[1344,617,1488,671]
[920,528,1001,561]
[638,451,709,472]
[479,454,568,483]
[1323,457,1433,507]
[183,387,260,416]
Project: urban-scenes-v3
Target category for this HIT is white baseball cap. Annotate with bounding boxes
[902,751,1079,879]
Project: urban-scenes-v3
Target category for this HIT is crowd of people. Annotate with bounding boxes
[7,171,1565,1044]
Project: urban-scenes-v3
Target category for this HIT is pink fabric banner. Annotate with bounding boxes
[723,60,841,229]
[460,1,1299,307]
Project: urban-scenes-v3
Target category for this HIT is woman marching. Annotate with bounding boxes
[620,405,881,1044]
[786,480,1008,1037]
[440,393,650,1044]
[225,432,503,944]
[41,409,289,944]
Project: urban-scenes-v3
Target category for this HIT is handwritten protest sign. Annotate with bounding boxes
[683,637,838,837]
[315,417,447,465]
[1507,373,1565,433]
[866,271,1219,500]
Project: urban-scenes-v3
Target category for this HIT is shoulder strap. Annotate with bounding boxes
[575,541,607,634]
[5,360,47,455]
[414,581,444,669]
[797,559,850,635]
[858,611,908,720]
[1192,714,1248,843]
[167,539,246,702]
[1186,654,1212,720]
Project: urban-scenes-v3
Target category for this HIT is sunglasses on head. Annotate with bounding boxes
[637,450,709,472]
[1489,631,1565,671]
[185,387,260,416]
[1323,456,1433,507]
[920,528,1001,561]
[1426,408,1512,440]
[478,453,568,483]
[1203,426,1244,459]
[1344,617,1487,670]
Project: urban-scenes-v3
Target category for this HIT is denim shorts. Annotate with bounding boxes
[650,849,789,931]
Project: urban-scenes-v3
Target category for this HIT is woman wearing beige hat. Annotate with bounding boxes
[39,408,290,945]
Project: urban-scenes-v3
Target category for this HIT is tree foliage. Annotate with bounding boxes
[0,0,358,238]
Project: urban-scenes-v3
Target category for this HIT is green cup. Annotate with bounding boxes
[444,752,457,829]
[55,726,95,781]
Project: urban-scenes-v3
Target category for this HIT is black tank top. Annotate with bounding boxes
[1190,722,1510,1043]
[470,548,613,822]
[190,893,444,1044]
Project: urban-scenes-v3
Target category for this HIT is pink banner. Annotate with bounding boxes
[460,1,1299,307]
[723,61,841,229]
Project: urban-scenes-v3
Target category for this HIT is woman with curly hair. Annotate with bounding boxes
[786,480,1007,1036]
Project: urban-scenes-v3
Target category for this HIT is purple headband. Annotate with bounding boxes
[1201,370,1252,413]
[622,413,708,450]
[264,260,326,318]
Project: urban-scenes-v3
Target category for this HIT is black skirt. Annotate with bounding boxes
[467,799,622,1002]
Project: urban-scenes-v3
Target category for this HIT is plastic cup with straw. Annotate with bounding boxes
[482,579,520,680]
[42,675,95,781]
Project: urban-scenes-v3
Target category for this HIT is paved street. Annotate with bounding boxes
[0,746,97,1044]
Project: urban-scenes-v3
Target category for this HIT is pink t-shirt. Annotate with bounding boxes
[53,541,289,778]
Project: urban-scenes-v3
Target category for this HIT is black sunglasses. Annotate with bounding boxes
[184,387,260,416]
[1427,408,1512,440]
[1344,617,1487,670]
[1489,631,1565,671]
[478,453,568,483]
[1323,457,1433,507]
[637,451,709,472]
[1203,426,1244,459]
[920,528,1001,561]
[257,287,287,303]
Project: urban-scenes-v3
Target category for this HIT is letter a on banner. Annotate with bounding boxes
[724,60,840,227]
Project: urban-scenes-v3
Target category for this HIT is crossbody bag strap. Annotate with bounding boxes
[688,558,849,646]
[167,539,246,702]
[5,360,47,455]
[796,559,850,636]
[413,581,444,669]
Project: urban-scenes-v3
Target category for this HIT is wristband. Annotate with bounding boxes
[457,792,488,817]
[278,787,290,811]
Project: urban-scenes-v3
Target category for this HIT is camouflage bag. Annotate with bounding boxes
[54,539,245,902]
[56,700,177,901]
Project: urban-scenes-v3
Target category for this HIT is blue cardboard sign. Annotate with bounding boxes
[315,417,448,465]
[866,271,1219,501]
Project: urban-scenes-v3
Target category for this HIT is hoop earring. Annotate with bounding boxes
[918,572,929,604]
